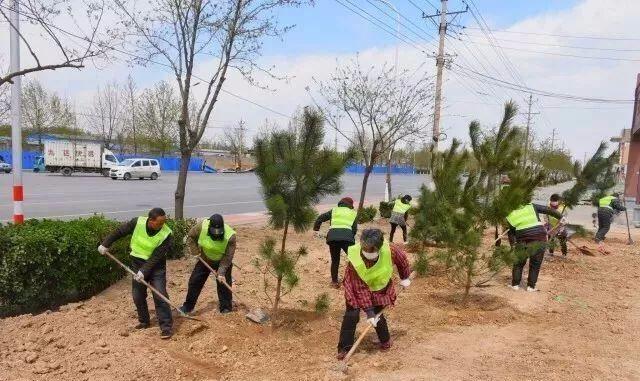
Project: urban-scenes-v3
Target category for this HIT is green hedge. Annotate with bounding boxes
[0,216,196,317]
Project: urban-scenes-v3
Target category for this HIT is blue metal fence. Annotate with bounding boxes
[345,164,415,174]
[0,150,204,172]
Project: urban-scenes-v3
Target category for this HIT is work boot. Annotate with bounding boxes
[135,322,151,330]
[160,329,173,339]
[509,285,520,291]
[526,286,538,292]
[378,340,392,352]
[330,281,341,289]
[220,308,232,314]
[178,305,193,315]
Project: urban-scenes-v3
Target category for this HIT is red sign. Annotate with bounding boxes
[63,150,70,157]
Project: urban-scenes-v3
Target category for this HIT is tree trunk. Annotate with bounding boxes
[174,150,192,219]
[385,151,393,202]
[358,165,373,212]
[273,220,289,318]
[463,263,473,304]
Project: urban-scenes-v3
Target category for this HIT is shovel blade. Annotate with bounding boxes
[245,308,269,324]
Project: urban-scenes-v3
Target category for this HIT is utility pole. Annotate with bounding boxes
[521,94,540,166]
[10,0,24,224]
[424,1,467,150]
[550,128,556,152]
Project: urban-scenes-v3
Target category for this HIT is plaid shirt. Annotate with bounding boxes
[343,243,412,310]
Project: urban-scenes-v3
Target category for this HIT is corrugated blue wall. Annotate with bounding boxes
[345,164,415,174]
[0,151,204,172]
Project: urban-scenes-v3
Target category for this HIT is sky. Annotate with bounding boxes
[1,0,639,161]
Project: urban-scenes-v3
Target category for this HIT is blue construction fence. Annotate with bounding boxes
[345,164,416,174]
[0,150,205,172]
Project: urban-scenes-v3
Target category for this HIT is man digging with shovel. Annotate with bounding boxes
[179,214,236,315]
[98,207,174,339]
[336,228,412,360]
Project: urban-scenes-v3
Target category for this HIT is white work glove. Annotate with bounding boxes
[217,274,226,284]
[367,316,380,327]
[559,217,568,226]
[399,278,411,289]
[97,245,108,256]
[133,270,145,283]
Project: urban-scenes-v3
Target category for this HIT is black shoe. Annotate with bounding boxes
[178,306,193,315]
[220,308,232,314]
[135,322,151,330]
[160,329,172,339]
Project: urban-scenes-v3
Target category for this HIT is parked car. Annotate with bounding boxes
[110,158,161,180]
[0,161,11,173]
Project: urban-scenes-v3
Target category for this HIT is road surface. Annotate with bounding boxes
[0,172,429,222]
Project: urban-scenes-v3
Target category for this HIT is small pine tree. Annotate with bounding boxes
[254,107,351,318]
[562,142,618,209]
[411,101,545,302]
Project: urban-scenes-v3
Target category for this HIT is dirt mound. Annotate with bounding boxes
[1,223,639,381]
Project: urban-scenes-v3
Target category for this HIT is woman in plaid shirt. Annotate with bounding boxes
[337,228,412,359]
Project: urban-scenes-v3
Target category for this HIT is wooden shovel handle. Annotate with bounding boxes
[194,256,248,306]
[104,251,200,321]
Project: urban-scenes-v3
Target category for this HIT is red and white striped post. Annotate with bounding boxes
[10,0,24,224]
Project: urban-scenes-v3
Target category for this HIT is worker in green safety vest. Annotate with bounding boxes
[595,193,626,254]
[506,202,564,292]
[98,208,174,339]
[336,228,412,359]
[313,197,358,288]
[180,214,237,314]
[389,194,412,243]
[545,193,568,256]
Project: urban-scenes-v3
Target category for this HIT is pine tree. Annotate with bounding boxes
[562,142,619,209]
[411,101,546,302]
[253,107,352,318]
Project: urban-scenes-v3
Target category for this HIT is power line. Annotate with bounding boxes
[462,33,640,52]
[461,26,640,41]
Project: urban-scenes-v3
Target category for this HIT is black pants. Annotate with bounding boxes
[131,258,172,331]
[512,243,546,288]
[182,259,233,312]
[595,208,614,243]
[390,223,407,242]
[328,241,350,283]
[338,305,390,352]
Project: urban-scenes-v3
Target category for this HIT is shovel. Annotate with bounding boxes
[566,239,595,256]
[103,251,205,322]
[190,254,269,324]
[334,272,415,374]
[624,208,634,245]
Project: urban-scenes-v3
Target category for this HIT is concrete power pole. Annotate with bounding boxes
[424,1,467,150]
[521,94,539,166]
[10,0,24,224]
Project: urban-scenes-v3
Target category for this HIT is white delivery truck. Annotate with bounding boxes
[44,140,119,176]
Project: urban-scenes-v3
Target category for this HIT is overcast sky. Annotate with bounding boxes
[2,0,639,161]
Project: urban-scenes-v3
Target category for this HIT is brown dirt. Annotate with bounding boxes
[1,221,639,381]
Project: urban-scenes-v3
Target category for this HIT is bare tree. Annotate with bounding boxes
[313,59,435,211]
[224,120,247,171]
[124,75,139,155]
[88,82,123,149]
[111,0,310,219]
[21,79,74,151]
[0,0,114,87]
[138,81,180,157]
[0,84,8,124]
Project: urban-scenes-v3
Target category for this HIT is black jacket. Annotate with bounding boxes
[313,203,358,244]
[102,218,174,275]
[508,204,563,244]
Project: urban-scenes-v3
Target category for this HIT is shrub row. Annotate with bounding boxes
[0,216,195,317]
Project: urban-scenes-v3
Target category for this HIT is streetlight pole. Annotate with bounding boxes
[376,0,399,202]
[10,0,24,224]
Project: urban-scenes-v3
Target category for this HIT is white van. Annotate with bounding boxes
[110,158,161,180]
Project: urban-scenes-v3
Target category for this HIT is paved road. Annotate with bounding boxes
[0,172,430,222]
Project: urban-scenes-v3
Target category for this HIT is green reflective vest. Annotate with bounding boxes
[506,204,542,231]
[130,217,172,260]
[198,220,236,261]
[392,200,411,214]
[347,242,393,292]
[599,195,615,209]
[330,206,357,230]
